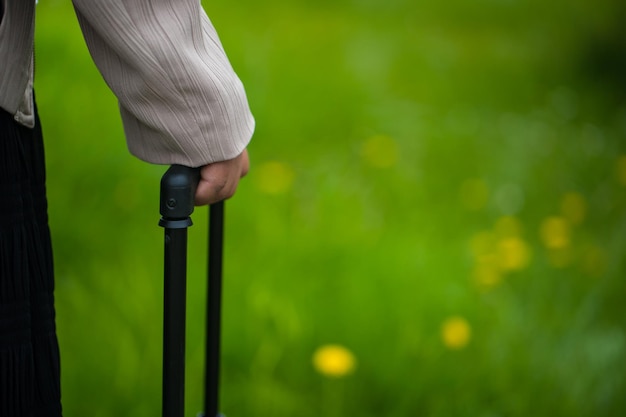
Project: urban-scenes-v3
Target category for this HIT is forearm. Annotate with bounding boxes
[72,0,254,166]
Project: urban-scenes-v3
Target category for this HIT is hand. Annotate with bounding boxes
[194,149,250,206]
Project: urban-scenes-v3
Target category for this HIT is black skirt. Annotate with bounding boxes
[0,105,62,417]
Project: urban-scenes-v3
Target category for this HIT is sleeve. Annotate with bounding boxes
[71,0,255,167]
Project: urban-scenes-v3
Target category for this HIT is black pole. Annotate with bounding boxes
[159,165,199,417]
[204,201,225,417]
[162,227,188,417]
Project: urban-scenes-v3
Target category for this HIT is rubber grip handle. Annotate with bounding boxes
[159,165,201,225]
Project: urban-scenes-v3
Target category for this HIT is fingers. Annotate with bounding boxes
[194,149,249,206]
[240,148,250,177]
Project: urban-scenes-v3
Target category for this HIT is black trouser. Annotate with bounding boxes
[0,103,63,417]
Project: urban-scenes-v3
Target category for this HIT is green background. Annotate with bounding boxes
[34,0,625,416]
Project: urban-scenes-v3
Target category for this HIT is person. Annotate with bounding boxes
[0,0,255,415]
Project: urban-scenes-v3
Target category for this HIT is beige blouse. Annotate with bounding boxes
[0,0,255,167]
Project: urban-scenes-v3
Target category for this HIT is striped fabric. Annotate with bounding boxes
[1,0,255,167]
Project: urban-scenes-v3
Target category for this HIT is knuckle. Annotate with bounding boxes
[241,164,250,178]
[212,179,232,201]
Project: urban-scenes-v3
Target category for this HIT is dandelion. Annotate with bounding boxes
[497,237,531,272]
[469,220,531,290]
[312,344,356,378]
[441,316,471,350]
[460,178,489,211]
[360,135,398,168]
[540,216,570,249]
[255,161,295,195]
[561,192,586,225]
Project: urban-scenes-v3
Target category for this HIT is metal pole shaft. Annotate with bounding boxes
[163,227,188,417]
[205,201,225,417]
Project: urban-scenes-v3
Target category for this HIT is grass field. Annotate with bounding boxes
[33,0,626,416]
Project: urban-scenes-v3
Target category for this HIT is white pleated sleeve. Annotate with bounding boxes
[72,0,255,167]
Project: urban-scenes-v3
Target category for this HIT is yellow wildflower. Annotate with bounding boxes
[540,216,571,249]
[497,237,531,272]
[441,316,471,350]
[312,344,356,378]
[469,222,531,290]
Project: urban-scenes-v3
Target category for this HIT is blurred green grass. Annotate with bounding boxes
[34,0,625,416]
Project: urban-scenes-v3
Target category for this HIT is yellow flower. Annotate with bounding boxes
[459,178,489,211]
[312,344,356,378]
[361,135,398,168]
[540,216,571,249]
[469,223,531,290]
[497,237,531,272]
[441,316,471,350]
[255,161,295,195]
[561,192,586,225]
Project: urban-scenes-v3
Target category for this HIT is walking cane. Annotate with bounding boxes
[159,165,225,417]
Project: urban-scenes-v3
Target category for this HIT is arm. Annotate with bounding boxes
[72,0,254,203]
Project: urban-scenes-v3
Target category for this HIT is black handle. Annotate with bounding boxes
[159,164,200,228]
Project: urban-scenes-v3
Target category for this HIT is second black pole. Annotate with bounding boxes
[204,201,225,417]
